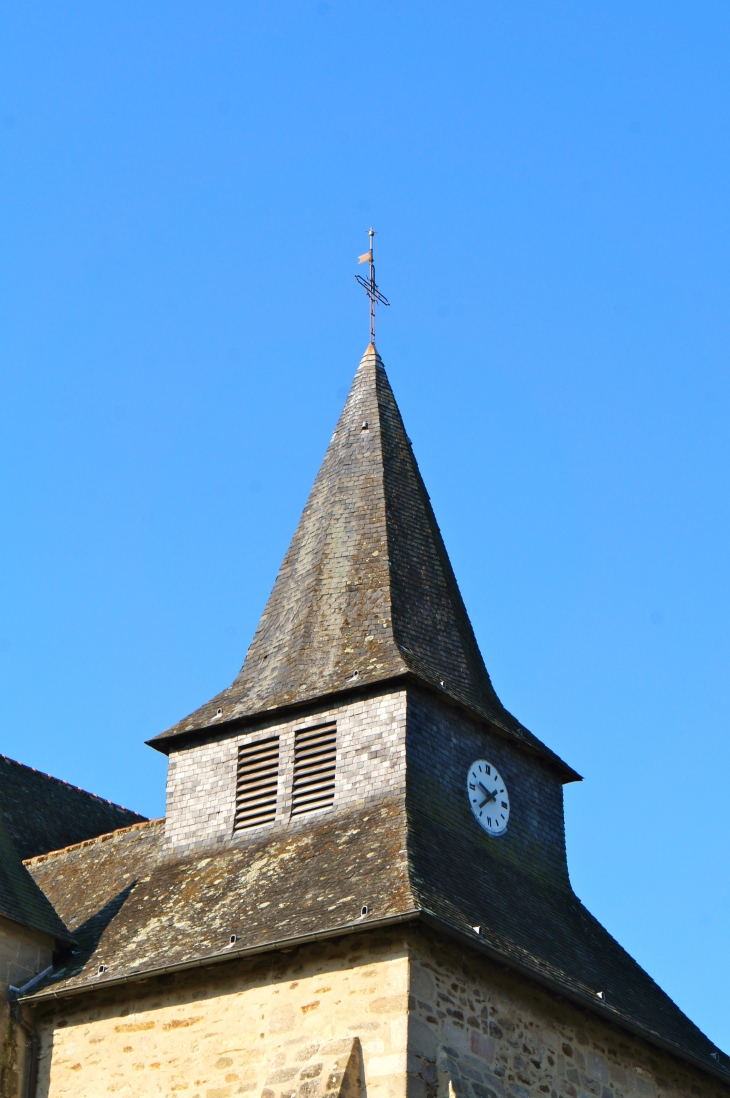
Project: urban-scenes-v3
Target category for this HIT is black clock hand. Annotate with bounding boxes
[478,782,498,808]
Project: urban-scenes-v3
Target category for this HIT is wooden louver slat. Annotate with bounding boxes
[234,737,279,831]
[292,724,337,816]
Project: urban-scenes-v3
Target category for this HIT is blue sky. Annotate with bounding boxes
[2,0,729,1051]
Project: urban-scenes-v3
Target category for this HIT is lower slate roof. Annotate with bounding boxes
[0,813,72,944]
[23,805,411,988]
[0,754,147,860]
[21,799,728,1084]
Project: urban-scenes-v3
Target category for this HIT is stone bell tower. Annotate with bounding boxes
[17,345,729,1098]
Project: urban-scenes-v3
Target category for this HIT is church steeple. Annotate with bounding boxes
[151,347,575,778]
[28,342,726,1091]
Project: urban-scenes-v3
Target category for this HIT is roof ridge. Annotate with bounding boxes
[0,753,146,819]
[23,817,164,865]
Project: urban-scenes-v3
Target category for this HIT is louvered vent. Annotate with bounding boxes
[292,724,337,816]
[234,736,280,831]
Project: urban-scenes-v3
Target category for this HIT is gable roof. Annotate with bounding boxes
[149,346,576,780]
[0,811,72,944]
[0,754,147,860]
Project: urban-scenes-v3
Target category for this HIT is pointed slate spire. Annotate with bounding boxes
[152,347,574,776]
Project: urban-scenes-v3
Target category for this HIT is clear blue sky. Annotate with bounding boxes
[2,0,729,1052]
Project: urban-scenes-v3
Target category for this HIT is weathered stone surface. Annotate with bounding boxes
[22,929,730,1098]
[10,344,728,1098]
[33,933,408,1098]
[21,685,728,1079]
[408,934,729,1098]
[0,915,55,1098]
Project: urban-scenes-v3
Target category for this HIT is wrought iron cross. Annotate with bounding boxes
[355,228,390,345]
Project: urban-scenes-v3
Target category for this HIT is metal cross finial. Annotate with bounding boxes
[355,228,390,345]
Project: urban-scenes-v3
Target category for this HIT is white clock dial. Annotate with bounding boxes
[467,760,510,835]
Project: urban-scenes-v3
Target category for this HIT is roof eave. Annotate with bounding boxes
[20,910,726,1084]
[416,912,729,1087]
[146,671,580,782]
[146,673,415,754]
[403,677,581,783]
[0,907,75,947]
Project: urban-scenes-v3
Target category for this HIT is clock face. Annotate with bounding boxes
[467,760,510,836]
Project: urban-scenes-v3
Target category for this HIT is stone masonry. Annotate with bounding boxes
[0,915,54,1098]
[9,343,728,1098]
[407,932,727,1098]
[32,930,410,1098]
[25,927,729,1098]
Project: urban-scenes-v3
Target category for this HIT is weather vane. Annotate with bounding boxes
[355,228,390,346]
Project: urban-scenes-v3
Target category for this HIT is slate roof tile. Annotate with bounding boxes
[25,802,412,990]
[0,812,72,943]
[407,793,725,1075]
[16,344,726,1085]
[21,796,728,1081]
[0,754,146,861]
[149,347,575,780]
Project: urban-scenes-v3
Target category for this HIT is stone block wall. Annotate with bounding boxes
[26,925,728,1098]
[163,688,407,853]
[0,914,54,1098]
[406,932,727,1098]
[32,930,410,1098]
